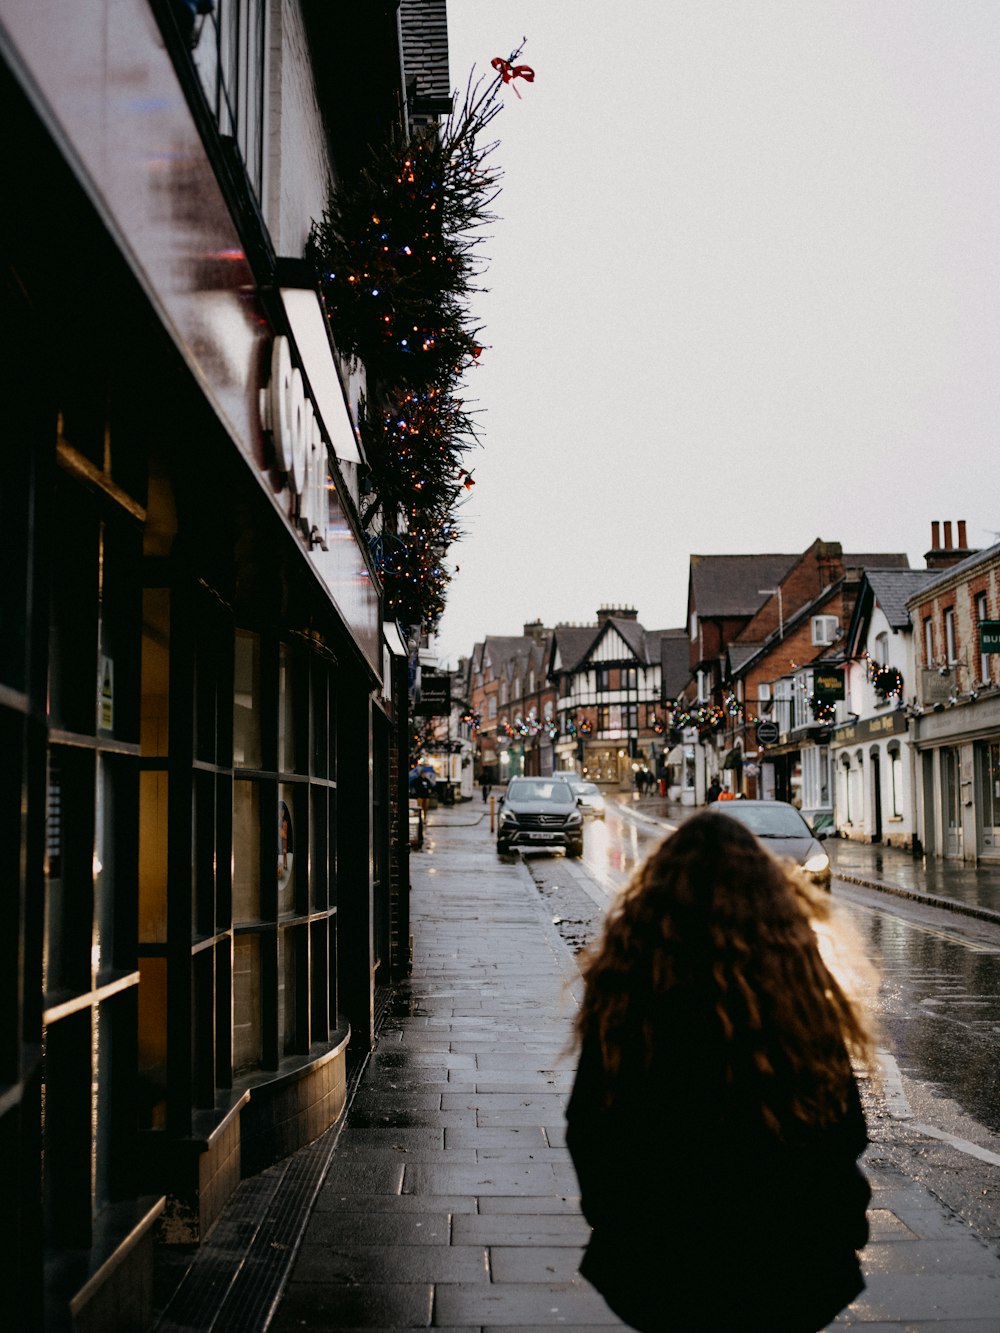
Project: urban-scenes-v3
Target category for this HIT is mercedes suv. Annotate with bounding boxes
[497,776,584,858]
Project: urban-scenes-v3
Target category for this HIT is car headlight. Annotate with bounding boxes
[499,810,516,825]
[566,811,583,826]
[803,852,830,874]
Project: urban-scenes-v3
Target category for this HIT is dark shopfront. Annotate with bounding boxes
[0,50,406,1330]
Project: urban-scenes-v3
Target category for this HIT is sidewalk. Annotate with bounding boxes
[154,806,1000,1330]
[619,794,1000,925]
[270,809,1000,1329]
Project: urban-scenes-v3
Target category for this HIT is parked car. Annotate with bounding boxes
[711,799,831,888]
[497,777,584,858]
[562,777,607,820]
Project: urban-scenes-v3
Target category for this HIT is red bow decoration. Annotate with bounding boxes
[491,57,535,98]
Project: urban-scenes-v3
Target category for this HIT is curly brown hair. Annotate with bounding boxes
[574,811,874,1132]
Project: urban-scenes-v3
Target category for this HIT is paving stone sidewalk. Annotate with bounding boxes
[267,806,1000,1332]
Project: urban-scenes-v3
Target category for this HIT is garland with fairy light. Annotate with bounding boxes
[672,703,726,738]
[307,67,507,387]
[307,56,525,633]
[461,708,481,734]
[866,658,903,699]
[808,695,837,724]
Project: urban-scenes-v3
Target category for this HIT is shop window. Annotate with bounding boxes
[279,642,306,774]
[44,747,95,998]
[234,630,262,768]
[138,957,168,1129]
[48,484,100,734]
[889,746,903,817]
[278,926,297,1056]
[233,780,263,922]
[277,787,297,916]
[0,447,30,692]
[311,664,329,778]
[311,787,329,910]
[94,753,137,977]
[233,934,262,1075]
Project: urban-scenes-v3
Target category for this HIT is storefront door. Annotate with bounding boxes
[977,740,1000,855]
[943,747,963,858]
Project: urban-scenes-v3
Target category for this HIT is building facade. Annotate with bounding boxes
[550,608,672,786]
[1,3,433,1324]
[907,531,1000,861]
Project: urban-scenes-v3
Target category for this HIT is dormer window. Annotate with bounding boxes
[812,615,838,646]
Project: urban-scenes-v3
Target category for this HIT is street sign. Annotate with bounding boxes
[756,720,779,745]
[980,621,1000,654]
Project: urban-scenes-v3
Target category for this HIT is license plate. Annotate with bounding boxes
[526,831,555,840]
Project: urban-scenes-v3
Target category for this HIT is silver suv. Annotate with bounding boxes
[497,777,584,858]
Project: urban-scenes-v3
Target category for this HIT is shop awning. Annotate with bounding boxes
[383,621,409,657]
[279,279,364,465]
[722,748,743,770]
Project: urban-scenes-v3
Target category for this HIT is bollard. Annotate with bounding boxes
[490,795,495,833]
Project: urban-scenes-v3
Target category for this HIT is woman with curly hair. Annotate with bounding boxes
[566,810,874,1333]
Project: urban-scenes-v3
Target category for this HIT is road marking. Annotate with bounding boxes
[877,1048,1000,1166]
[839,896,1000,955]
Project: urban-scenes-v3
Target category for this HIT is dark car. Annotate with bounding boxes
[497,777,584,858]
[712,799,831,887]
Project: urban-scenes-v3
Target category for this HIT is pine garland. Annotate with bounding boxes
[308,55,520,634]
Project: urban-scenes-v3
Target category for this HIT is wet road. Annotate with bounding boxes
[583,802,1000,1144]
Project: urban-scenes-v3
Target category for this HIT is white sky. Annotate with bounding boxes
[433,1,1000,667]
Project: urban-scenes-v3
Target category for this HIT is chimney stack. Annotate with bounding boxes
[925,519,975,571]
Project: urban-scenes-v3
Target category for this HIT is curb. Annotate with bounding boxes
[831,871,1000,927]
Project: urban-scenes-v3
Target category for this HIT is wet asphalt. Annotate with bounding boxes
[155,802,1000,1331]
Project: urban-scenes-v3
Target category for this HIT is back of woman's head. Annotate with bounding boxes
[575,811,872,1127]
[590,812,809,977]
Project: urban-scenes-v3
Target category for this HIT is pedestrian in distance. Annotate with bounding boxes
[566,810,874,1333]
[411,771,432,821]
[481,779,492,803]
[706,776,722,803]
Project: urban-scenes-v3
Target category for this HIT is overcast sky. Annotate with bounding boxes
[432,1,1000,667]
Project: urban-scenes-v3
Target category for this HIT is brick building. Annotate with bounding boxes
[906,524,1000,860]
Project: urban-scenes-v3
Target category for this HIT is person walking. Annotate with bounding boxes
[706,776,722,803]
[566,811,874,1333]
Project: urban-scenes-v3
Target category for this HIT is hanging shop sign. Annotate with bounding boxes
[980,621,1000,654]
[813,668,845,700]
[416,669,451,716]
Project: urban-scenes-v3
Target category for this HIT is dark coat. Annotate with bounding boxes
[565,1018,870,1333]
